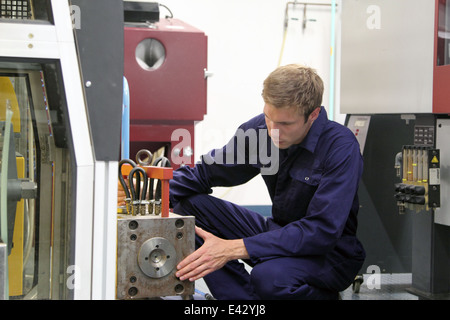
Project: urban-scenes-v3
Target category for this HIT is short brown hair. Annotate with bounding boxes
[262,64,324,119]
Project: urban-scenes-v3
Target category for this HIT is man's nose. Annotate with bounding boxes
[269,128,280,140]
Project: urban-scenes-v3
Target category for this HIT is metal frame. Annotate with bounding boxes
[0,242,6,299]
[69,0,124,299]
[92,161,118,300]
[435,119,450,226]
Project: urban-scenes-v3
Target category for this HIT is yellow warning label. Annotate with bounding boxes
[431,156,439,163]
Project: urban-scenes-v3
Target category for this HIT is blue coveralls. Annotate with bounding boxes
[170,107,366,300]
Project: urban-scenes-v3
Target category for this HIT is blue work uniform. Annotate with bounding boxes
[170,107,365,300]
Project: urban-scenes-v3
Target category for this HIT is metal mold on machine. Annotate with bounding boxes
[116,213,195,299]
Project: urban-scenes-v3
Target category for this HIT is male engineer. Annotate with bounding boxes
[119,64,365,300]
[170,64,365,300]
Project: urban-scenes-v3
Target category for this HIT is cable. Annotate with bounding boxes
[159,3,173,19]
[278,29,288,67]
[278,2,290,66]
[195,288,216,300]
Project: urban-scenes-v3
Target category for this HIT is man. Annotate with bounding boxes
[119,64,365,299]
[170,64,365,300]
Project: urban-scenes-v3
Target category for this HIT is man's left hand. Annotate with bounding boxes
[175,226,249,282]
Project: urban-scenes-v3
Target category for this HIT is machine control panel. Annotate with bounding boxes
[395,146,440,211]
[346,115,371,153]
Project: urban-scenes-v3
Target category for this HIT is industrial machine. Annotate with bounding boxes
[0,0,201,300]
[117,3,206,299]
[0,0,122,300]
[0,0,104,299]
[123,8,208,169]
[341,0,450,299]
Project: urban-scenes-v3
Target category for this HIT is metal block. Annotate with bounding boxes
[116,213,195,299]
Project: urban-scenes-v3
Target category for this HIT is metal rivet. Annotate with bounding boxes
[128,287,138,296]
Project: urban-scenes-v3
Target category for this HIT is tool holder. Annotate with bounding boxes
[121,163,173,217]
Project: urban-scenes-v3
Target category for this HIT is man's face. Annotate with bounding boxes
[263,103,319,149]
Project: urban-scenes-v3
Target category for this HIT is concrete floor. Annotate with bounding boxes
[191,272,419,300]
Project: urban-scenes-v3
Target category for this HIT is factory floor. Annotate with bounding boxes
[193,273,419,300]
[339,273,418,300]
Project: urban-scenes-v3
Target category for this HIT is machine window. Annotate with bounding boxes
[0,60,74,300]
[0,0,52,23]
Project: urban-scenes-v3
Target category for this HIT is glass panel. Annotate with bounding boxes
[0,0,53,23]
[0,60,74,299]
[437,0,450,66]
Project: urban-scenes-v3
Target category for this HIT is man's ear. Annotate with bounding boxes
[309,107,321,122]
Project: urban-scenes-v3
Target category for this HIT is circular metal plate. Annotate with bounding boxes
[138,237,177,278]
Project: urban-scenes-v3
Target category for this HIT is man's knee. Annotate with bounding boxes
[250,259,339,300]
[250,261,294,299]
[250,264,275,299]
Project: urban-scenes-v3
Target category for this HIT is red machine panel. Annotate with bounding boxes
[124,19,208,168]
[129,123,196,169]
[433,0,450,114]
[124,19,208,121]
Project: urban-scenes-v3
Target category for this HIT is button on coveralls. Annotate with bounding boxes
[170,107,365,300]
